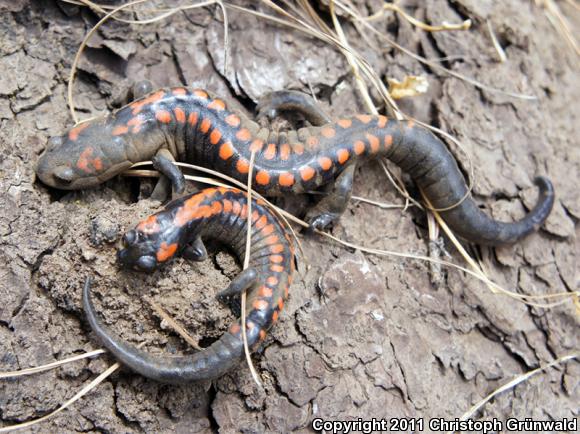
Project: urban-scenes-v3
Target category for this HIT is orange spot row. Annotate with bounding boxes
[156,110,171,124]
[130,90,165,115]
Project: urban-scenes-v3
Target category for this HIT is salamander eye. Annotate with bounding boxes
[123,230,137,246]
[46,136,64,151]
[136,255,157,272]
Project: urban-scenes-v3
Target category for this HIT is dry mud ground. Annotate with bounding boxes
[0,0,578,432]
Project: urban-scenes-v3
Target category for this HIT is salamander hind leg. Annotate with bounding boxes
[256,90,332,127]
[182,237,208,262]
[217,267,259,300]
[151,149,185,201]
[306,164,355,231]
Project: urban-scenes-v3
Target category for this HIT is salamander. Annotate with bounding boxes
[83,186,294,383]
[36,86,555,245]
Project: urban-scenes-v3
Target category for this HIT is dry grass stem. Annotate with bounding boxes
[0,362,120,432]
[366,3,471,33]
[241,150,262,387]
[456,353,579,425]
[0,349,106,379]
[486,20,507,62]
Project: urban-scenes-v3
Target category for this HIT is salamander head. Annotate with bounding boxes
[36,119,133,190]
[117,213,182,272]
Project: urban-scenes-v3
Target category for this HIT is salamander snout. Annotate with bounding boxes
[117,229,162,272]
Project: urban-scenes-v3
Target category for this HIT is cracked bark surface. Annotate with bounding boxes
[0,0,578,432]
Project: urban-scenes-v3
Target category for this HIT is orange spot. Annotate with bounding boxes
[337,149,349,164]
[249,139,263,153]
[272,311,279,323]
[354,140,365,155]
[156,110,172,123]
[68,122,89,141]
[222,199,233,213]
[193,89,208,99]
[172,88,187,96]
[211,201,223,214]
[236,158,249,174]
[200,118,211,133]
[300,166,315,181]
[264,235,279,245]
[127,117,144,133]
[262,224,275,236]
[279,172,295,187]
[76,147,94,173]
[230,323,241,334]
[321,127,336,138]
[225,114,241,127]
[219,142,234,160]
[279,144,290,161]
[318,157,332,170]
[246,320,255,330]
[207,99,226,111]
[264,143,276,160]
[270,265,284,273]
[137,215,160,234]
[256,171,270,185]
[93,158,102,171]
[366,134,380,153]
[338,119,352,128]
[407,120,415,129]
[270,244,284,254]
[270,255,284,263]
[255,215,268,229]
[112,125,129,136]
[284,286,289,298]
[210,129,222,145]
[253,300,269,311]
[356,114,372,124]
[293,143,304,155]
[240,204,248,219]
[277,298,284,310]
[377,115,388,128]
[307,136,319,147]
[259,286,273,297]
[130,90,165,115]
[384,135,393,148]
[174,108,186,124]
[259,329,267,341]
[266,276,278,286]
[236,128,251,141]
[188,112,198,126]
[156,242,178,262]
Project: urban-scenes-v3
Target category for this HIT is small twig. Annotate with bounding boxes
[145,296,202,350]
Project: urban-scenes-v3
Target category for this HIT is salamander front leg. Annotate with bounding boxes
[217,268,259,300]
[256,90,332,127]
[306,164,355,231]
[151,149,185,201]
[182,237,208,262]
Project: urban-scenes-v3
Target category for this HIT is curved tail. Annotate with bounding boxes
[388,126,555,245]
[83,278,245,383]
